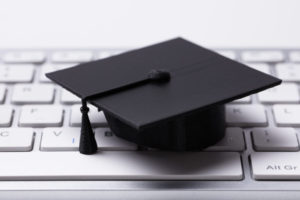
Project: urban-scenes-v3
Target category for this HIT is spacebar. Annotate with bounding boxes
[0,151,242,180]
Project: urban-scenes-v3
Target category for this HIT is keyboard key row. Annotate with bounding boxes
[1,50,299,64]
[8,83,300,105]
[4,104,300,128]
[0,127,244,152]
[2,126,299,153]
[1,50,125,64]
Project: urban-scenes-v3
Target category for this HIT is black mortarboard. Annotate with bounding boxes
[46,37,281,155]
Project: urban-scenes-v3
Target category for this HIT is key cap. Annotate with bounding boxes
[51,51,93,63]
[0,128,34,151]
[11,84,55,104]
[0,85,6,103]
[290,51,300,62]
[251,152,300,180]
[252,128,299,151]
[19,105,63,127]
[95,128,137,151]
[40,63,77,82]
[3,51,45,64]
[41,128,80,151]
[232,96,251,103]
[0,152,242,180]
[205,127,245,151]
[0,106,13,127]
[258,83,300,103]
[245,63,270,74]
[70,105,107,127]
[225,105,267,127]
[273,105,300,126]
[61,89,80,104]
[0,65,34,83]
[241,51,284,62]
[216,50,236,60]
[276,63,300,82]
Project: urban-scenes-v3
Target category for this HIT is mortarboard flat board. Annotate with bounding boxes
[46,37,281,155]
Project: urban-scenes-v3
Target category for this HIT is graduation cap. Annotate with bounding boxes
[46,37,281,155]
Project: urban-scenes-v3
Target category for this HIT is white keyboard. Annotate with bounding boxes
[1,49,300,197]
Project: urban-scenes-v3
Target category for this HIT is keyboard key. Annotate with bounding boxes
[0,85,6,103]
[245,63,270,74]
[251,152,300,180]
[216,50,236,60]
[0,128,34,151]
[19,105,63,127]
[61,89,80,104]
[3,51,45,64]
[0,106,13,127]
[0,152,242,180]
[95,128,137,151]
[11,84,55,104]
[273,105,300,126]
[258,83,300,103]
[241,51,284,62]
[225,105,267,127]
[0,65,34,83]
[40,63,77,82]
[41,128,80,151]
[232,96,251,103]
[51,51,93,63]
[276,63,300,81]
[70,105,107,127]
[290,51,300,62]
[252,128,299,151]
[205,127,245,151]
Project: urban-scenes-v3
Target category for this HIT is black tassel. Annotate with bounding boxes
[79,99,98,154]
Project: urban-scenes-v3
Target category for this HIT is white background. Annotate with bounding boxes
[0,0,299,48]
